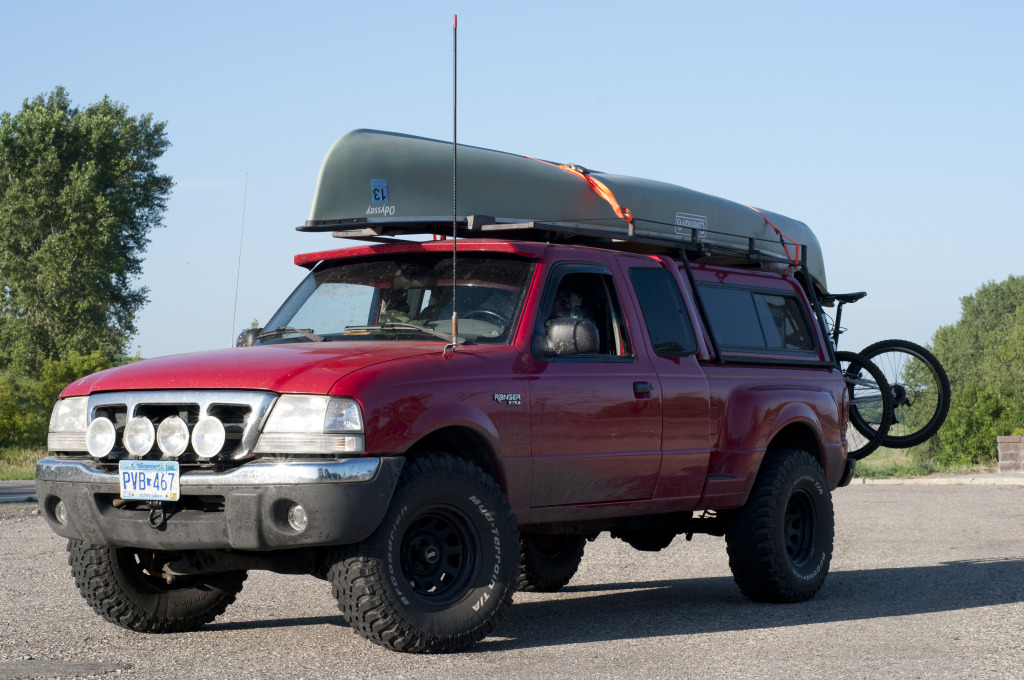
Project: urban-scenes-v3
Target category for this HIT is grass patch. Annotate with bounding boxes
[854,445,997,479]
[0,446,46,481]
[855,447,938,479]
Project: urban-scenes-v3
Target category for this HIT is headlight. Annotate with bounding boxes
[49,397,88,432]
[254,395,365,455]
[47,397,89,452]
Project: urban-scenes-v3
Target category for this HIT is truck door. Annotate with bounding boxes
[528,263,663,507]
[626,265,711,508]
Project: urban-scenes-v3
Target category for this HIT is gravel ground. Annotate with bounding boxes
[2,484,1023,680]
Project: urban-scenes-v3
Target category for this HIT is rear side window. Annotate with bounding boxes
[629,268,697,357]
[698,284,816,353]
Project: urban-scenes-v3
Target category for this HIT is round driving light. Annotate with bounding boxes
[191,416,225,459]
[54,500,69,525]
[85,418,116,458]
[123,417,156,457]
[157,416,190,458]
[287,504,308,532]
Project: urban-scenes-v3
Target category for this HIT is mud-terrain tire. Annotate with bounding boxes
[518,534,586,592]
[725,449,834,603]
[330,454,519,653]
[67,540,246,633]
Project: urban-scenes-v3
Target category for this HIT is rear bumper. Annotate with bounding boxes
[35,456,404,551]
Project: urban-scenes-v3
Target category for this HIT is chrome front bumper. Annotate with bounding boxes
[35,456,404,551]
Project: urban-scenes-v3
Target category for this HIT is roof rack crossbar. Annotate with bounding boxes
[307,215,805,270]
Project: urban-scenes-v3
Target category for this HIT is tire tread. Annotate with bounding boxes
[68,540,246,633]
[329,454,518,653]
[725,449,834,603]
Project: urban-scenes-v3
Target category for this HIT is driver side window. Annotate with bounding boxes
[542,269,632,357]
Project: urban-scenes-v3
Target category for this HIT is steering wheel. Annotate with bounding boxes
[462,309,510,328]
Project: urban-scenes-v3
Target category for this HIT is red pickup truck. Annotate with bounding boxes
[36,130,851,653]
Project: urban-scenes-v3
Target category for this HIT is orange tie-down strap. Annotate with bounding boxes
[526,156,633,224]
[746,205,800,266]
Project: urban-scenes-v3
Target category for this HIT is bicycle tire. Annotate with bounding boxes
[835,350,893,460]
[859,339,951,448]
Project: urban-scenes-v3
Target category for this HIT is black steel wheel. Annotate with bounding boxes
[400,507,478,605]
[725,449,834,603]
[859,339,951,448]
[330,453,519,653]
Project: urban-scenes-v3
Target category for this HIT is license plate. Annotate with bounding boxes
[119,460,180,501]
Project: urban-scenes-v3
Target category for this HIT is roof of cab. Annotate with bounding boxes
[294,239,548,269]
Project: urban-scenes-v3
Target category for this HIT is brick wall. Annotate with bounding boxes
[997,436,1024,473]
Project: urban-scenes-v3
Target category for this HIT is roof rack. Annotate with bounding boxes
[298,215,805,272]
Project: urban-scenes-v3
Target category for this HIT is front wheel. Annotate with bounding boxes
[859,339,951,448]
[67,540,246,633]
[330,454,519,653]
[725,449,834,603]
[835,350,894,460]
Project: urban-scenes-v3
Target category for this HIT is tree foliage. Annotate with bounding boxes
[0,87,172,375]
[0,351,118,446]
[924,276,1024,465]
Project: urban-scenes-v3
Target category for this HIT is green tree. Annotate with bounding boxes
[0,87,172,375]
[0,351,118,447]
[925,276,1024,465]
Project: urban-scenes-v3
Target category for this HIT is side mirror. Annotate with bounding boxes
[540,318,599,357]
[236,328,262,347]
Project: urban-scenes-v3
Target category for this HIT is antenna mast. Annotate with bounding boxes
[450,13,459,347]
[230,173,248,346]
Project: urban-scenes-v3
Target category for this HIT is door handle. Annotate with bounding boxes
[633,381,652,397]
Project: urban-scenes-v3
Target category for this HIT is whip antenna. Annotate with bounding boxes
[230,172,248,346]
[450,13,459,348]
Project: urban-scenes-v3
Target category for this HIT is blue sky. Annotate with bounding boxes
[2,1,1021,357]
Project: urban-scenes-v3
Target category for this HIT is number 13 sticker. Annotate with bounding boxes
[371,179,388,204]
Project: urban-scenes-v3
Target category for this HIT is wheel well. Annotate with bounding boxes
[766,423,823,469]
[405,426,505,490]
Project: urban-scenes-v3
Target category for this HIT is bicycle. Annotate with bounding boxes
[819,291,951,457]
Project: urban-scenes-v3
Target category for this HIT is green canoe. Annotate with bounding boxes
[302,129,828,294]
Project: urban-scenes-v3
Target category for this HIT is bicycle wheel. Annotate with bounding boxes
[835,350,893,460]
[859,339,951,449]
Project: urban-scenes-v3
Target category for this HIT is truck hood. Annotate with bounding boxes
[61,342,442,397]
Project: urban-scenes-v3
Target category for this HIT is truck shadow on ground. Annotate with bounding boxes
[474,558,1024,651]
[209,615,346,631]
[204,558,1024,648]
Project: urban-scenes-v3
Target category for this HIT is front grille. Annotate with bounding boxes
[83,390,277,468]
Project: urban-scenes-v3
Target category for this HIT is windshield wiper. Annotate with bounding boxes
[345,323,465,344]
[256,327,324,342]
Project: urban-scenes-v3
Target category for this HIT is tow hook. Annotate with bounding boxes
[148,502,168,530]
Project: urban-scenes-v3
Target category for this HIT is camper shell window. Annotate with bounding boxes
[697,284,817,355]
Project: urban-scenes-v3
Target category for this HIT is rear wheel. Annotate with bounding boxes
[67,540,246,633]
[859,339,951,448]
[519,534,586,592]
[330,454,519,653]
[725,449,834,603]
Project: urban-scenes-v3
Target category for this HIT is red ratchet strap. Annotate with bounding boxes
[526,157,633,224]
[746,205,800,266]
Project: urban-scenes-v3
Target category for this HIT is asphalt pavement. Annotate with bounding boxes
[0,481,36,503]
[2,481,1024,679]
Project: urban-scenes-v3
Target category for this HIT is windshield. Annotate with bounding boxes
[259,253,534,345]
